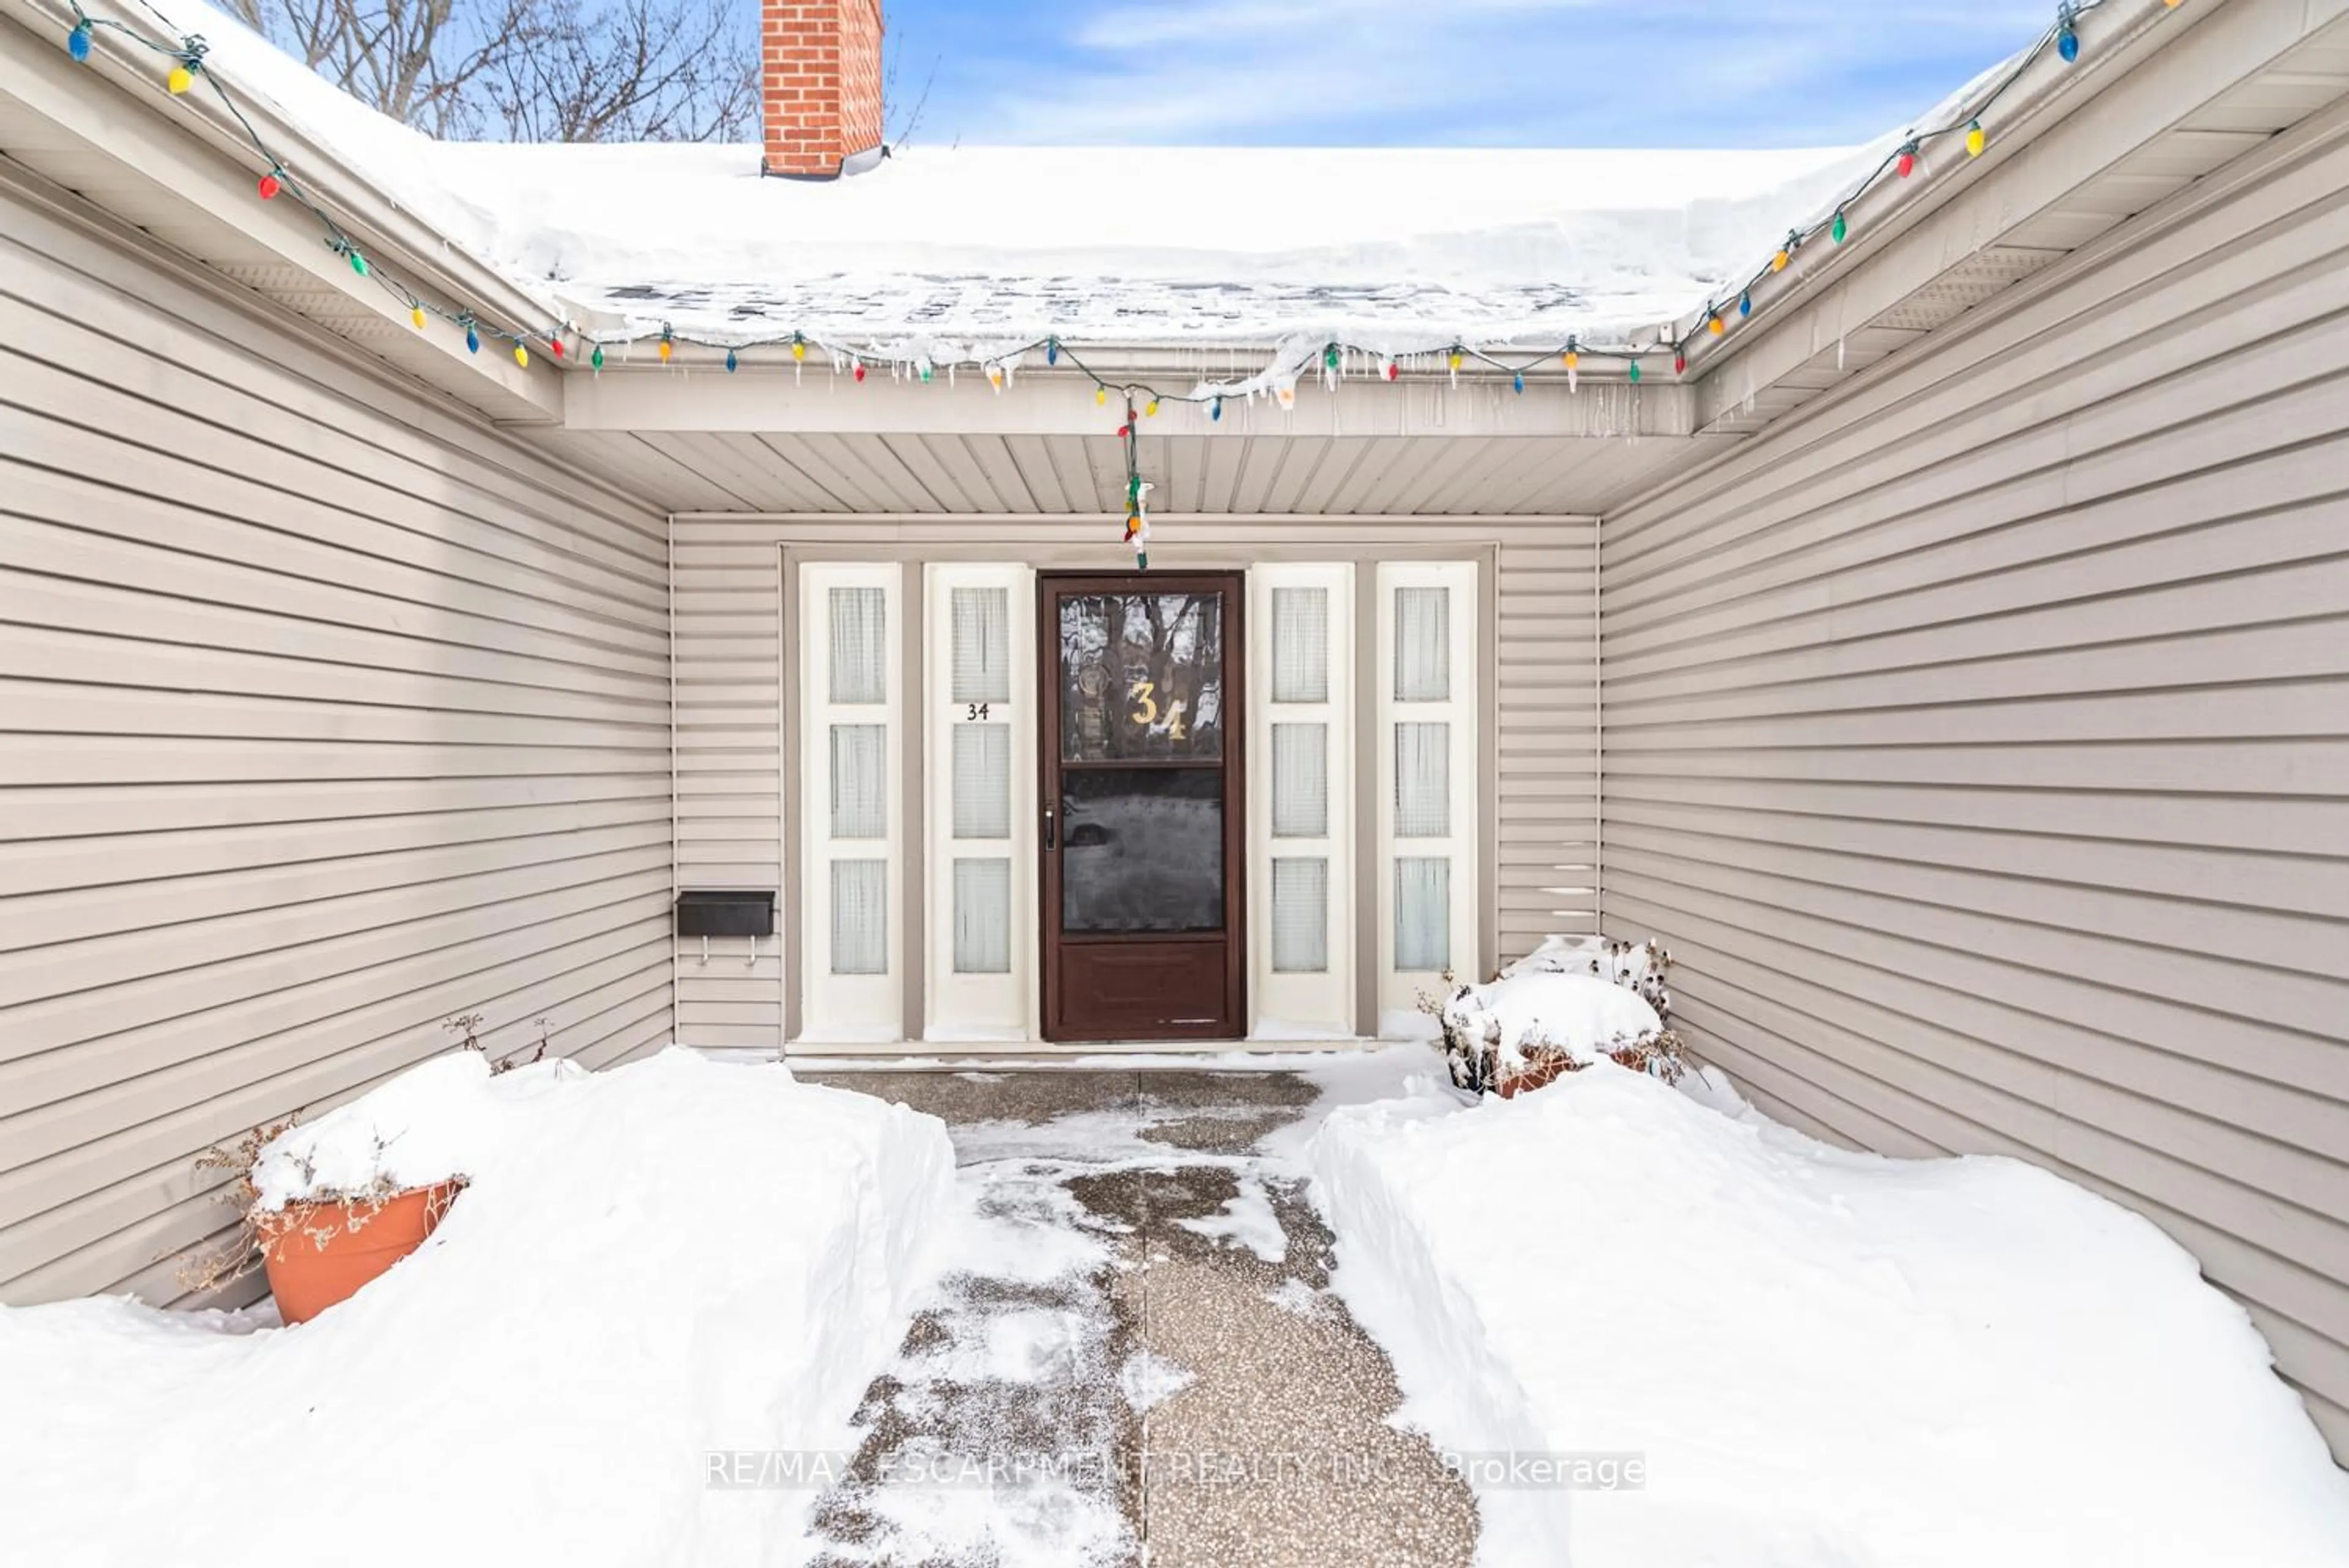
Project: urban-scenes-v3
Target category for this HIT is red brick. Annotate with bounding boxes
[762,0,884,175]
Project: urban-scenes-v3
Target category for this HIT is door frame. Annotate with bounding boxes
[1036,570,1248,1042]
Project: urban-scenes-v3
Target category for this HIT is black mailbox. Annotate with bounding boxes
[675,890,776,939]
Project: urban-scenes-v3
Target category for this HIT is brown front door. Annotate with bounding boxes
[1039,573,1246,1041]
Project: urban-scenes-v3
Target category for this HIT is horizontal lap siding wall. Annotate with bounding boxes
[670,518,1597,1050]
[1600,124,2349,1452]
[0,179,676,1307]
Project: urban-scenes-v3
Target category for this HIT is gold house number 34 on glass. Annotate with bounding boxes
[1126,679,1188,740]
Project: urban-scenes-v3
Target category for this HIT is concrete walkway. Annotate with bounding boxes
[800,1068,1478,1568]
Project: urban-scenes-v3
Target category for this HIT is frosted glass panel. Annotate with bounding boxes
[1393,722,1450,838]
[1271,858,1329,973]
[1270,587,1329,704]
[951,723,1011,840]
[951,586,1011,705]
[1393,586,1450,702]
[1394,857,1452,972]
[1272,723,1328,839]
[829,586,887,704]
[952,858,1012,973]
[829,724,887,839]
[831,860,888,975]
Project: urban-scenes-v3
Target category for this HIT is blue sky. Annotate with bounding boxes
[877,0,2056,148]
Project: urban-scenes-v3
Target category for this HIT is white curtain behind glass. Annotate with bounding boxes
[1271,587,1329,703]
[1393,722,1450,838]
[1271,858,1329,973]
[1393,586,1450,702]
[951,586,1011,704]
[1271,723,1328,839]
[830,724,887,839]
[829,586,888,704]
[952,724,1011,840]
[952,858,1012,973]
[831,860,888,974]
[1394,857,1451,972]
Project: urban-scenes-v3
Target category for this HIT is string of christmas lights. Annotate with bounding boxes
[50,0,2179,561]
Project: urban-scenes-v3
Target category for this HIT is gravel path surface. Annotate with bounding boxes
[800,1068,1479,1568]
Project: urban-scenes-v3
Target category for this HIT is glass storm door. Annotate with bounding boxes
[1039,574,1247,1041]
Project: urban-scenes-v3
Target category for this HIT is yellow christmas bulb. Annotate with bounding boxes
[1096,387,1107,406]
[1965,120,1986,157]
[410,307,426,330]
[513,344,529,368]
[1562,351,1579,370]
[1447,351,1463,371]
[1145,399,1159,417]
[1772,248,1790,273]
[1708,313,1726,336]
[167,65,193,93]
[791,340,806,361]
[657,339,672,362]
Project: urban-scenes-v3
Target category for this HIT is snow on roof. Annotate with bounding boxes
[168,0,1876,365]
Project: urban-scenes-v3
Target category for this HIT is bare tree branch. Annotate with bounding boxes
[239,0,757,143]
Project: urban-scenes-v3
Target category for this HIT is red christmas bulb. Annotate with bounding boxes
[1116,424,1132,439]
[257,173,280,201]
[1674,351,1688,374]
[549,338,565,359]
[1382,361,1398,381]
[1896,150,1916,178]
[853,362,867,382]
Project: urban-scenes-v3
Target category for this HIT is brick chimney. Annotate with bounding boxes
[762,0,885,179]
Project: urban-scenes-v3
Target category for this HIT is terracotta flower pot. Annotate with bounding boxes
[1494,1050,1578,1099]
[256,1180,462,1324]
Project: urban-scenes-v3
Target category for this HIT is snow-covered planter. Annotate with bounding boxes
[194,1018,560,1320]
[1427,935,1682,1096]
[7,1047,957,1566]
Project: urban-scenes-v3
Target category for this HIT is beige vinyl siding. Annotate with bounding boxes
[670,517,1598,1050]
[1599,119,2349,1452]
[0,176,675,1307]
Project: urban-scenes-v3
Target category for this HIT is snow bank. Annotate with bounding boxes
[1440,971,1662,1070]
[1310,1064,2349,1568]
[0,1049,956,1568]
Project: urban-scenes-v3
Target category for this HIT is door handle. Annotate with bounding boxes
[1044,808,1056,852]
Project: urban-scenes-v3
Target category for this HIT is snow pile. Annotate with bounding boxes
[249,1047,573,1206]
[1310,1064,2349,1568]
[160,0,1872,356]
[0,1049,957,1568]
[1439,971,1663,1074]
[1502,933,1671,1014]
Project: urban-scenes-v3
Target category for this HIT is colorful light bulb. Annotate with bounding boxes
[67,21,92,60]
[1966,120,1986,157]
